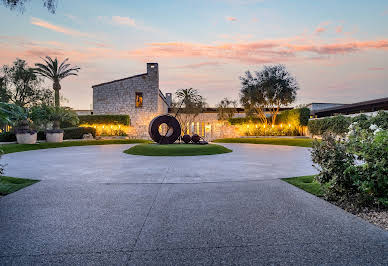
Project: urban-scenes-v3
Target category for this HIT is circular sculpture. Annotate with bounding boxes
[182,134,191,144]
[148,115,181,144]
[191,134,201,143]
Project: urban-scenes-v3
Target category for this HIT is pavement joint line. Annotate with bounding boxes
[1,240,383,258]
[127,174,169,262]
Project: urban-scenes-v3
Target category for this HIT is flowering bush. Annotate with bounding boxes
[312,122,388,208]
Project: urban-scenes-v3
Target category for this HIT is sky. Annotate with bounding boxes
[0,0,387,109]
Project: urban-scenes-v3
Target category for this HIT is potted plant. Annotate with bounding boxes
[45,106,79,143]
[15,119,37,144]
[0,103,37,144]
[46,119,64,143]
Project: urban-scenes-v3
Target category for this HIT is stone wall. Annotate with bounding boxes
[93,63,168,139]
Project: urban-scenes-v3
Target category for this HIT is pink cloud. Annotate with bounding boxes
[315,27,326,34]
[130,39,388,63]
[368,67,385,71]
[336,25,343,33]
[30,17,91,37]
[179,62,224,69]
[226,16,237,22]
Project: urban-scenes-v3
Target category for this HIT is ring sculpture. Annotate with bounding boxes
[148,115,181,144]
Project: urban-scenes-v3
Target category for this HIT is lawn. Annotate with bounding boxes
[213,137,315,147]
[0,139,151,154]
[0,176,39,196]
[124,143,232,156]
[282,175,324,197]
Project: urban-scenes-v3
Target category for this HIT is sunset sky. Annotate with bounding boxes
[0,0,387,109]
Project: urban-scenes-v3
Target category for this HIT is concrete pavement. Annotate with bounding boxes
[0,144,387,265]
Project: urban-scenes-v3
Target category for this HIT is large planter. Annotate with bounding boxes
[46,131,64,143]
[16,132,37,144]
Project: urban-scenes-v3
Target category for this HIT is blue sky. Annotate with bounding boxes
[0,0,387,109]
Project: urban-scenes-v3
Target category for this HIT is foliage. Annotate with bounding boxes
[346,124,388,206]
[241,124,301,136]
[308,111,388,136]
[170,88,206,134]
[282,175,324,197]
[240,64,299,125]
[0,131,16,142]
[311,134,358,202]
[124,143,232,156]
[0,176,39,196]
[1,0,57,13]
[214,137,314,147]
[0,59,53,107]
[0,102,28,126]
[308,116,351,136]
[30,105,79,130]
[311,123,388,207]
[34,57,80,107]
[63,127,96,140]
[216,98,237,120]
[276,108,310,127]
[79,114,130,126]
[0,139,151,154]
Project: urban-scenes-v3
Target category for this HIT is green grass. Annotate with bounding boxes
[213,137,314,147]
[282,175,324,197]
[0,176,39,196]
[0,139,151,154]
[124,143,232,156]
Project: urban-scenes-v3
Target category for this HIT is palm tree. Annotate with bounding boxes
[34,57,80,107]
[175,88,203,107]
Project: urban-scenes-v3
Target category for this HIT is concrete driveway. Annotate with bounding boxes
[0,144,387,265]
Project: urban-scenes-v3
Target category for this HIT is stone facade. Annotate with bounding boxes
[92,63,169,139]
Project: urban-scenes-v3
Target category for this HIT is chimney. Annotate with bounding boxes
[165,93,172,107]
[147,63,158,78]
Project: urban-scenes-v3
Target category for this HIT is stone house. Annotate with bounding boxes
[92,63,171,139]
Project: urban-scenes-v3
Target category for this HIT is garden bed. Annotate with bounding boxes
[214,137,314,147]
[124,143,232,156]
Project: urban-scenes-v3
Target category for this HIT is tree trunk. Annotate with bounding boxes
[53,80,61,107]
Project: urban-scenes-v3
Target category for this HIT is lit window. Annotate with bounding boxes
[135,92,143,108]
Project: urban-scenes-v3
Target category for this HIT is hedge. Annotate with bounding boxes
[308,111,388,136]
[63,127,96,140]
[79,115,130,126]
[228,108,310,126]
[276,108,310,126]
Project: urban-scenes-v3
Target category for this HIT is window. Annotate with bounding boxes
[135,92,143,108]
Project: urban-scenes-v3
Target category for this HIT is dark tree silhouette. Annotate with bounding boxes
[1,0,57,13]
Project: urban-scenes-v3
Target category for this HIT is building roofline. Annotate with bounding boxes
[159,90,169,105]
[306,102,346,106]
[315,97,388,115]
[92,73,147,88]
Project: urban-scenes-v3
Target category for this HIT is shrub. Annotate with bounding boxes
[79,115,130,126]
[276,108,310,126]
[0,131,16,142]
[311,123,388,208]
[63,127,96,140]
[311,134,359,203]
[308,115,351,136]
[347,125,388,206]
[37,131,46,140]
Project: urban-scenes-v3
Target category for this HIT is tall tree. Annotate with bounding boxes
[1,0,57,13]
[34,57,80,107]
[216,98,237,120]
[240,64,299,125]
[171,88,206,134]
[0,59,53,107]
